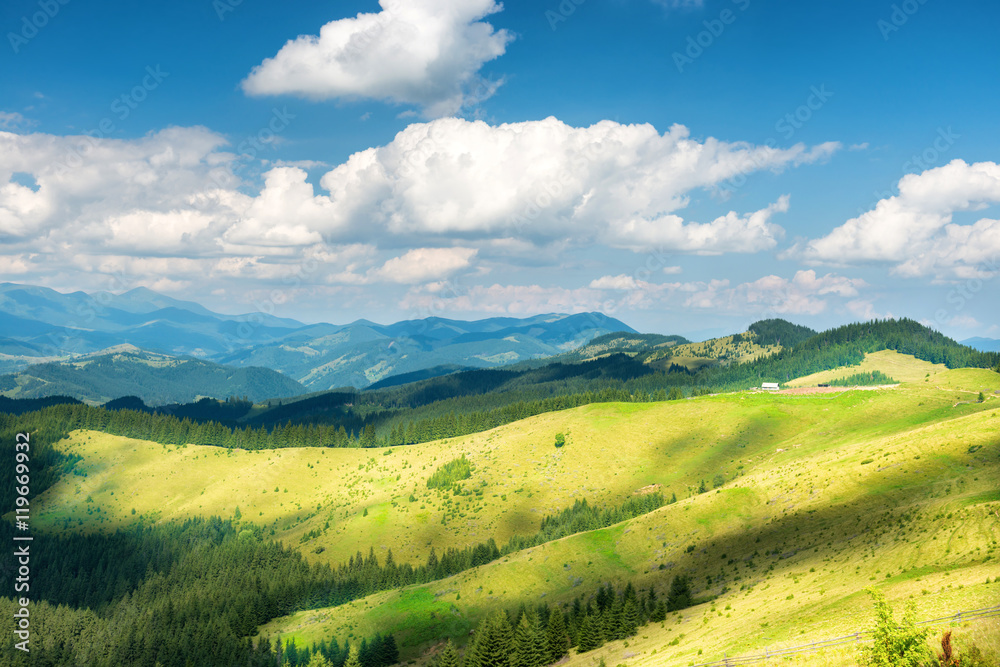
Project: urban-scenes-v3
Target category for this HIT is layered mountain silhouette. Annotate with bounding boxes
[0,283,636,395]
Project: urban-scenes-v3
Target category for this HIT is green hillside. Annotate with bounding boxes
[255,368,1000,665]
[19,356,1000,665]
[0,345,306,405]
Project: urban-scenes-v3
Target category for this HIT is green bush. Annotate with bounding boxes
[828,370,896,387]
[426,455,472,490]
[858,587,932,667]
[554,433,565,448]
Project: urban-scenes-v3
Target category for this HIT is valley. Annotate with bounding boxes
[18,351,1000,666]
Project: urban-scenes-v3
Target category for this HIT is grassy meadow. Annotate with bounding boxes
[26,352,1000,665]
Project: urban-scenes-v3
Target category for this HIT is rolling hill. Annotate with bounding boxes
[20,352,1000,665]
[0,345,306,405]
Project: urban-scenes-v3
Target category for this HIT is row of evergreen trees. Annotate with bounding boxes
[4,319,998,457]
[11,320,992,454]
[827,370,896,387]
[305,493,670,605]
[0,517,397,667]
[432,577,693,667]
[276,634,398,667]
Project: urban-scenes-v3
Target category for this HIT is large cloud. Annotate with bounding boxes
[241,0,513,117]
[0,126,234,246]
[0,118,840,305]
[301,117,836,252]
[795,159,1000,278]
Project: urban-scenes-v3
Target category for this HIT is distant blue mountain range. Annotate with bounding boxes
[0,283,637,391]
[961,337,1000,352]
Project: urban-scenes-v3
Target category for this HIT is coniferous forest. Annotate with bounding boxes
[2,318,998,666]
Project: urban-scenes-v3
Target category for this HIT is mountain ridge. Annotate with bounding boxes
[0,283,638,388]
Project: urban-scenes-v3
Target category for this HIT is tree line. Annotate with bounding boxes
[432,576,694,667]
[0,517,395,667]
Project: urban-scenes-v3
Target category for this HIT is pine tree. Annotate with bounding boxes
[511,610,545,667]
[666,575,692,612]
[344,646,362,667]
[621,598,640,637]
[576,615,601,652]
[434,640,460,667]
[546,609,569,663]
[308,652,333,667]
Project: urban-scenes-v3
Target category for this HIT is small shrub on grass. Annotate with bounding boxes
[858,587,932,667]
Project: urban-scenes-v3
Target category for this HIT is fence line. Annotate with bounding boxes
[689,604,1000,667]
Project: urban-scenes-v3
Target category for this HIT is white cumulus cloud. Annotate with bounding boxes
[311,117,834,253]
[795,159,1000,278]
[372,247,478,284]
[241,0,513,118]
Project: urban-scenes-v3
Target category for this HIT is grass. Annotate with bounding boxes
[25,360,1000,664]
[259,396,999,663]
[785,350,947,387]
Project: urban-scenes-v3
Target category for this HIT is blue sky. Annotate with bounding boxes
[1,0,999,340]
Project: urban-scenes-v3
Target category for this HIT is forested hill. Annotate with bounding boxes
[742,318,817,347]
[775,318,998,372]
[1,318,995,451]
[0,346,305,405]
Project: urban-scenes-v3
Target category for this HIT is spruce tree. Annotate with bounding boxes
[344,646,362,667]
[666,575,692,611]
[434,640,460,667]
[511,611,543,667]
[546,609,569,663]
[308,652,333,667]
[599,608,615,645]
[621,598,640,637]
[576,615,600,652]
[381,634,399,666]
[608,596,625,641]
[475,610,514,667]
